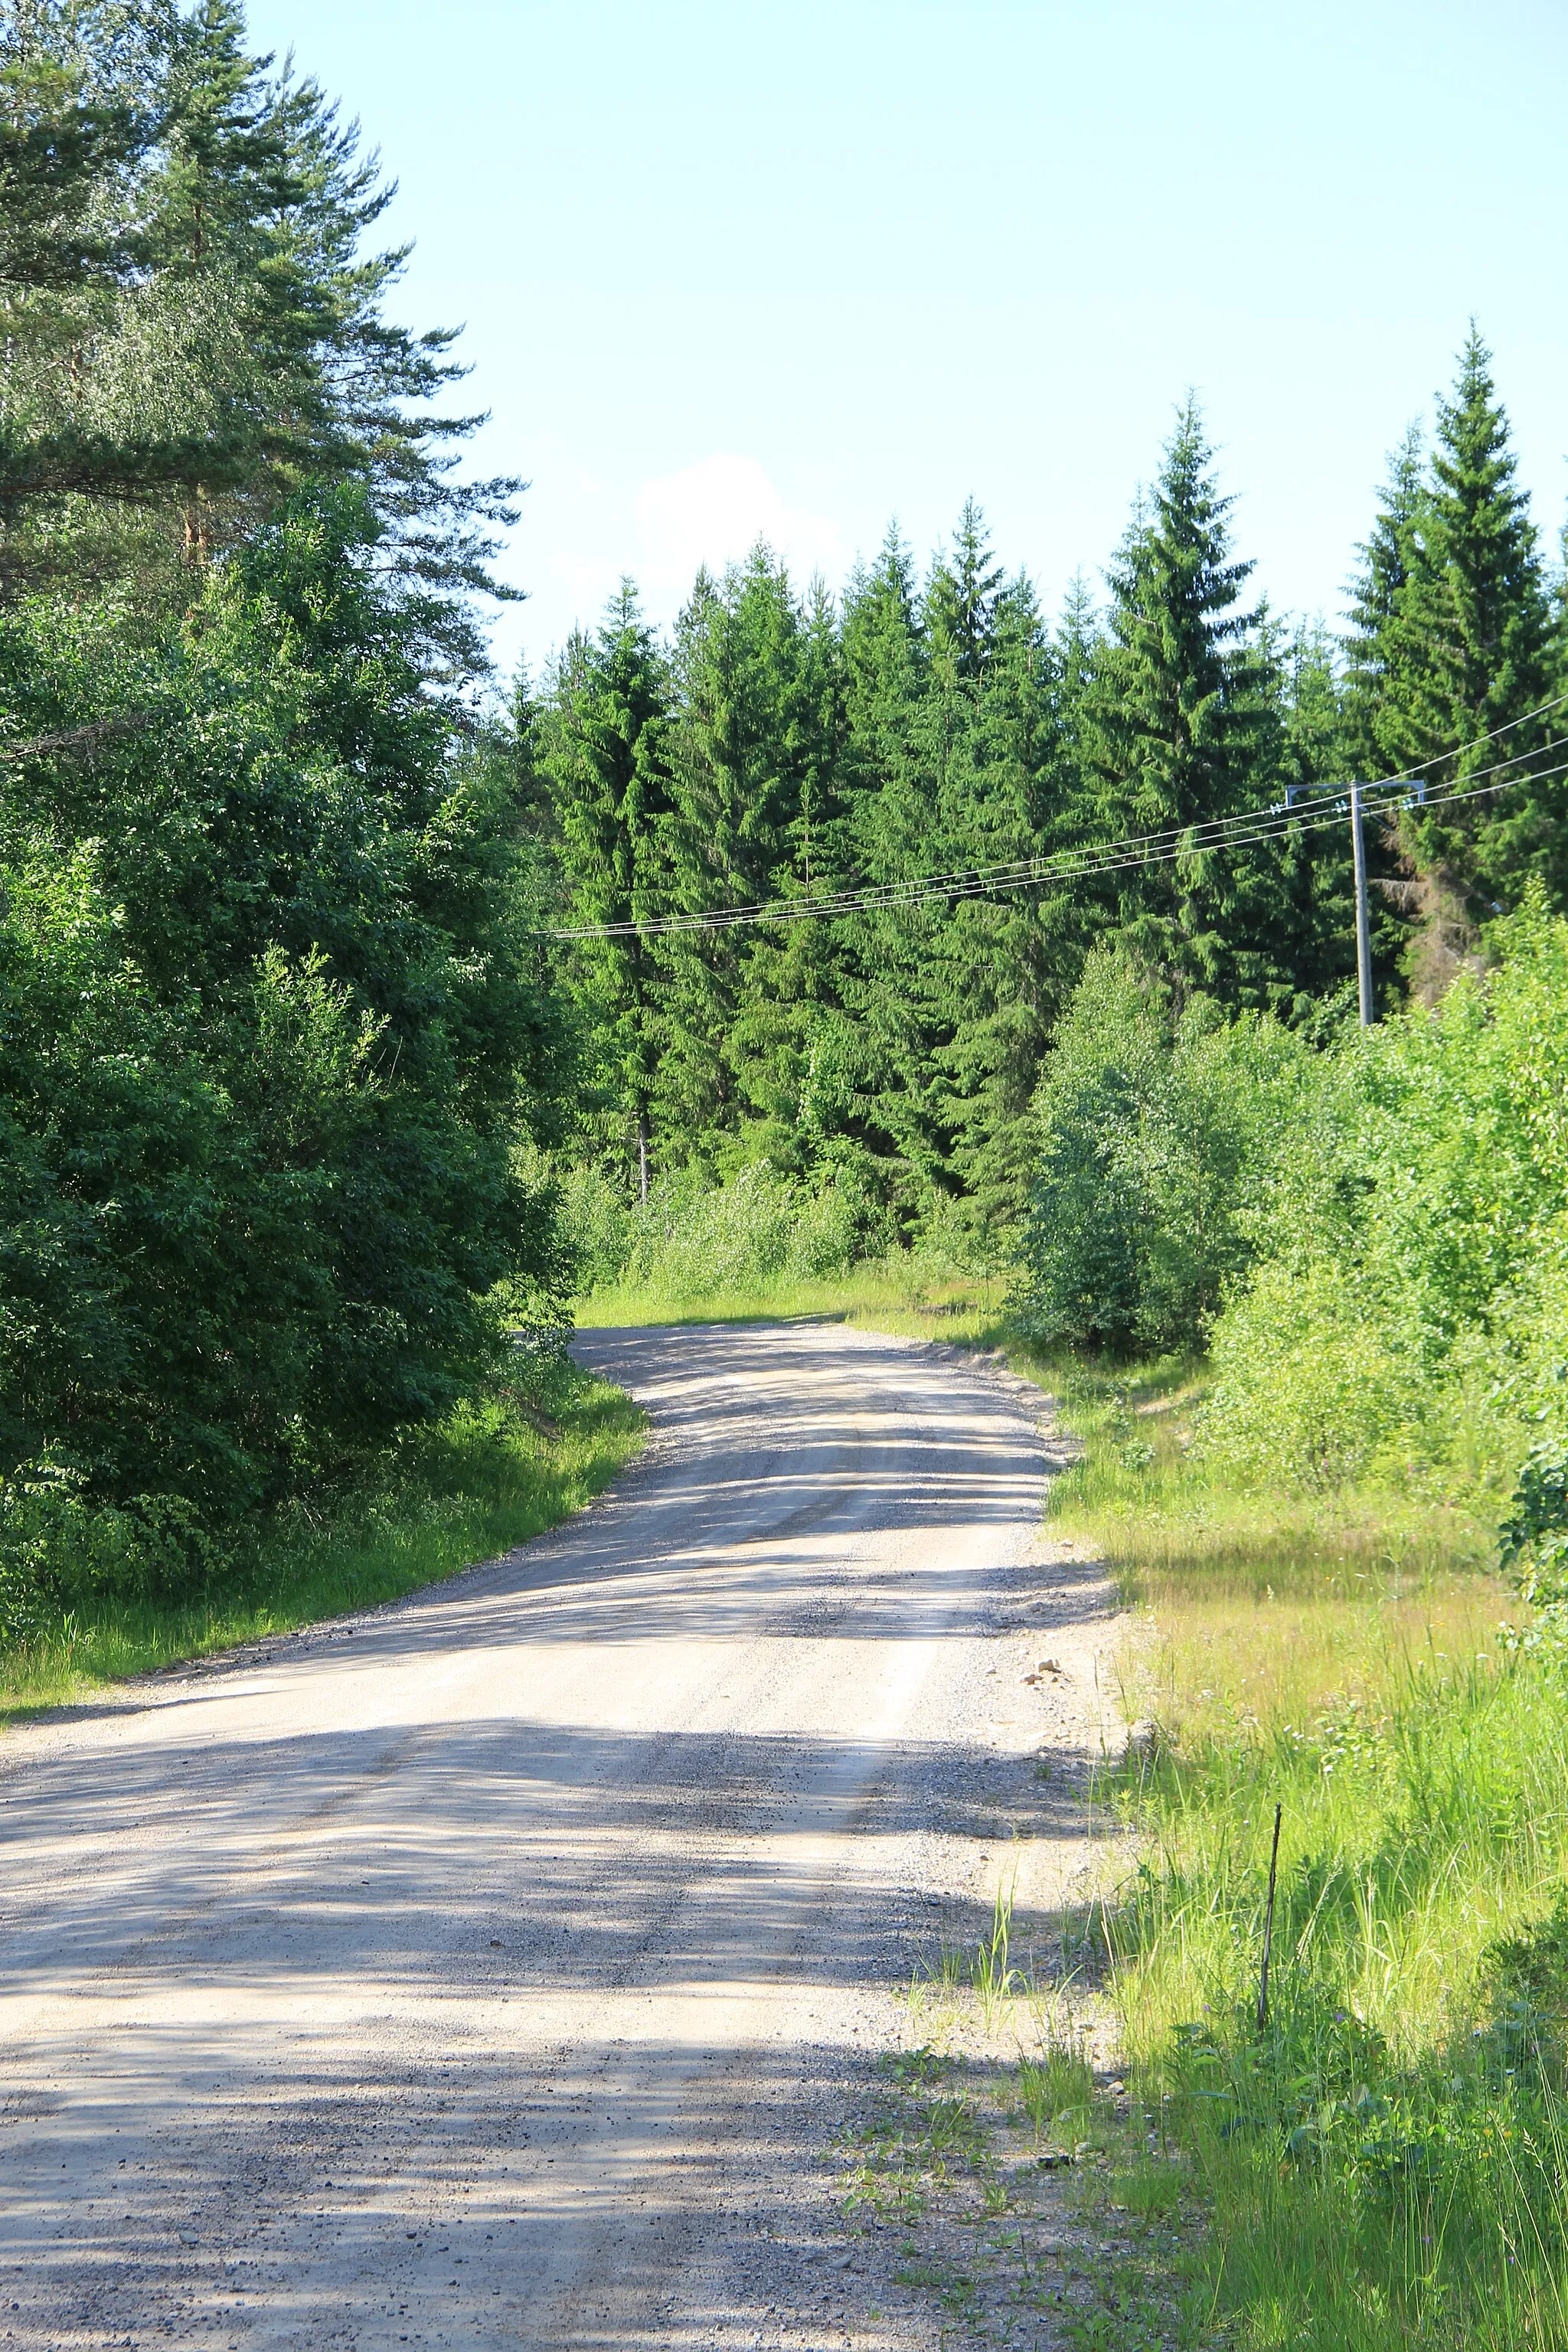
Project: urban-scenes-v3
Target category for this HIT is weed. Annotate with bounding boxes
[1018,2048,1096,2143]
[1117,2157,1184,2220]
[880,2047,947,2090]
[906,1941,965,2030]
[920,2096,987,2161]
[971,1880,1023,2030]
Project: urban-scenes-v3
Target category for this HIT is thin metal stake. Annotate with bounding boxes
[1257,1802,1282,2030]
[1351,783,1375,1027]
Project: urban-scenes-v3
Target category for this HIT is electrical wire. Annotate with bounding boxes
[546,702,1568,942]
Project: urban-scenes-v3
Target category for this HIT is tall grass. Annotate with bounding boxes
[1052,1361,1568,2348]
[0,1374,644,1720]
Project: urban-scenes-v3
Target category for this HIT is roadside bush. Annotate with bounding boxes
[1196,1257,1419,1489]
[1197,887,1568,1500]
[0,1464,221,1634]
[570,1162,867,1304]
[1013,948,1309,1354]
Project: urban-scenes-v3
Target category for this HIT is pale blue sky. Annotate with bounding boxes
[245,0,1567,679]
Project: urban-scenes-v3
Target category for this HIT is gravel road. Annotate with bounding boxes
[0,1321,1119,2350]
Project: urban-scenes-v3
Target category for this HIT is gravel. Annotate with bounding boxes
[0,1320,1121,2348]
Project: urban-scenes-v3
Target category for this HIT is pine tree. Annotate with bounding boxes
[0,8,223,559]
[0,2,518,665]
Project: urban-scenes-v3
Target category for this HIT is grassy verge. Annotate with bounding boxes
[1043,1358,1568,2350]
[0,1372,645,1723]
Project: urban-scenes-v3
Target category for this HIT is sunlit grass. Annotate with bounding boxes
[0,1378,645,1722]
[1041,1356,1568,2348]
[578,1252,1014,1343]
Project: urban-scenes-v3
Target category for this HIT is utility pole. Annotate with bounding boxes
[1286,779,1377,1026]
[1350,782,1375,1027]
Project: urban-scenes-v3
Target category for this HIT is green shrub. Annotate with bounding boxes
[1013,947,1309,1354]
[567,1161,872,1305]
[1197,887,1568,1502]
[1024,891,1568,1501]
[0,489,574,1540]
[1196,1259,1419,1489]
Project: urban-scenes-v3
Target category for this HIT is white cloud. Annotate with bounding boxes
[632,454,845,612]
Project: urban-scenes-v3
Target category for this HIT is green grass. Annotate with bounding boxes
[0,1375,645,1722]
[576,1252,1014,1341]
[1044,1357,1568,2350]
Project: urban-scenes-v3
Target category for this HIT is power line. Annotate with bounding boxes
[1357,684,1568,788]
[547,714,1568,941]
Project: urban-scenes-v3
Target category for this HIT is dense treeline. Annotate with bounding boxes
[1,1,569,1609]
[6,0,1568,1622]
[537,342,1567,1256]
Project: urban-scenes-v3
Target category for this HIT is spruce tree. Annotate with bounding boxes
[1083,398,1287,1004]
[1386,331,1560,906]
[826,528,935,1207]
[1343,422,1426,776]
[649,548,828,1165]
[537,586,675,1196]
[831,514,1080,1233]
[927,569,1077,1239]
[1274,619,1403,1018]
[925,497,1004,685]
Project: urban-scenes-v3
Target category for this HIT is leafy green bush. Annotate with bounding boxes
[1021,897,1568,1499]
[0,488,573,1551]
[566,1161,869,1305]
[1013,948,1310,1354]
[1197,887,1568,1499]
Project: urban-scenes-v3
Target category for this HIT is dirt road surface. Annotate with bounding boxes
[0,1322,1119,2349]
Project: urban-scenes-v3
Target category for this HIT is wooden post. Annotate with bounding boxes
[1257,1803,1282,2029]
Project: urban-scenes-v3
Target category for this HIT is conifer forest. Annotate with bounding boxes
[11,5,1568,2341]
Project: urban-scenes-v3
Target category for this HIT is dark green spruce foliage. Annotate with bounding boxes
[1,488,570,1530]
[1343,422,1427,769]
[659,551,836,1161]
[1354,332,1561,912]
[834,509,1083,1237]
[537,334,1568,1285]
[1080,400,1341,1014]
[538,458,1364,1235]
[534,587,677,1193]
